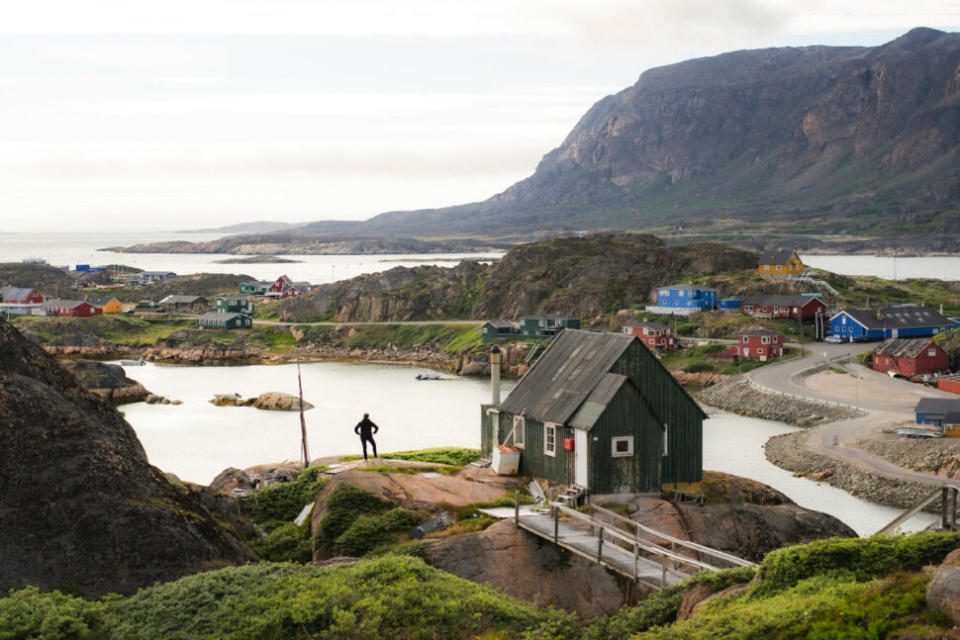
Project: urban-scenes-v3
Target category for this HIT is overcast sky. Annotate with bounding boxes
[2,1,958,233]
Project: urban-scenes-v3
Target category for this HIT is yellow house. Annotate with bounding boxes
[87,296,124,314]
[758,250,805,277]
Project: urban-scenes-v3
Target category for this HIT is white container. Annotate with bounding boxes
[492,445,520,475]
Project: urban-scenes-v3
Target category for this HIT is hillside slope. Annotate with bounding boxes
[357,28,960,246]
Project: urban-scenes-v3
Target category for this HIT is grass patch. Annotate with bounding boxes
[828,366,847,375]
[341,447,482,467]
[357,465,459,476]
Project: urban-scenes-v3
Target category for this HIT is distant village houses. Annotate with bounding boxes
[646,284,717,315]
[0,286,45,315]
[829,304,958,342]
[482,329,704,494]
[158,295,208,314]
[137,271,176,284]
[622,322,677,350]
[758,250,805,277]
[916,398,960,437]
[215,296,254,314]
[727,330,784,361]
[872,338,949,378]
[519,314,580,337]
[86,296,124,314]
[43,299,101,317]
[238,281,271,296]
[197,312,252,330]
[742,294,826,321]
[481,320,519,343]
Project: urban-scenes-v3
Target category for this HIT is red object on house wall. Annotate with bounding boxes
[563,438,575,451]
[872,339,949,377]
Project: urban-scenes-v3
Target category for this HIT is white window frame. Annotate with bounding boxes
[761,336,770,344]
[512,415,525,448]
[611,436,634,458]
[929,348,937,357]
[544,423,557,457]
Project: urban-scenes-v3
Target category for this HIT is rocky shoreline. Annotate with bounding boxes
[764,430,935,510]
[695,377,861,427]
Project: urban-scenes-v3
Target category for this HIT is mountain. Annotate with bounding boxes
[178,220,303,234]
[350,28,960,245]
[0,319,250,595]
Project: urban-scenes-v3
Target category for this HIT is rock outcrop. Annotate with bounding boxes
[209,392,313,411]
[927,548,960,624]
[0,319,251,596]
[62,359,151,404]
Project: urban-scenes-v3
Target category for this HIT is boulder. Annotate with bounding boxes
[423,520,628,618]
[0,319,251,596]
[62,359,151,404]
[676,583,714,622]
[927,548,960,624]
[253,391,313,411]
[210,467,254,492]
[210,393,251,407]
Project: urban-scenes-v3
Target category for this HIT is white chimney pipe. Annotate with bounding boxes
[490,345,502,406]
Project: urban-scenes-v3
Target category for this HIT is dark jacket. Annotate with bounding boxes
[354,417,379,439]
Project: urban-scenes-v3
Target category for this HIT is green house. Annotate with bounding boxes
[481,320,519,343]
[519,314,580,338]
[197,312,252,330]
[237,281,270,295]
[481,329,704,495]
[215,296,254,314]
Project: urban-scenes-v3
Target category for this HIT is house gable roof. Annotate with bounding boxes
[1,286,38,301]
[916,397,960,416]
[743,294,824,307]
[759,250,799,265]
[500,329,636,425]
[199,312,248,321]
[159,295,206,304]
[568,373,631,430]
[86,296,118,306]
[873,338,941,359]
[838,305,953,331]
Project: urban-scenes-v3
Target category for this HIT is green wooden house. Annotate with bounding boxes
[520,314,580,337]
[215,296,254,314]
[481,329,704,495]
[197,312,252,330]
[237,281,270,295]
[481,320,519,343]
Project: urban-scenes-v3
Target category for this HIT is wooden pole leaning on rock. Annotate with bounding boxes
[297,357,310,468]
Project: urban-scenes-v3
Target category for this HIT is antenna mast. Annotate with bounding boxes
[297,358,310,468]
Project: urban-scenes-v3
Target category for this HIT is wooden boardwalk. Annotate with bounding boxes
[500,499,757,589]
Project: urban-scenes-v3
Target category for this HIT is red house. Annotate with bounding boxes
[872,338,949,377]
[1,286,44,304]
[268,275,303,299]
[622,322,677,349]
[729,330,784,361]
[742,294,827,321]
[43,299,101,317]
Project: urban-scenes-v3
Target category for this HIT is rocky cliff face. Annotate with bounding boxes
[273,234,756,322]
[0,319,251,596]
[359,28,960,245]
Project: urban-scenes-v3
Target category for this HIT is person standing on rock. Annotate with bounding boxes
[354,413,379,461]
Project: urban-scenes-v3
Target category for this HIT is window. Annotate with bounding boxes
[757,348,764,355]
[611,436,634,458]
[742,336,749,343]
[513,415,525,448]
[761,336,770,344]
[743,348,750,356]
[776,264,782,270]
[544,423,557,456]
[929,348,937,357]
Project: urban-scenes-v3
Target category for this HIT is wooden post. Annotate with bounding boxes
[598,527,604,562]
[662,555,667,585]
[554,506,559,544]
[514,491,519,526]
[297,358,310,468]
[633,543,639,581]
[943,487,950,530]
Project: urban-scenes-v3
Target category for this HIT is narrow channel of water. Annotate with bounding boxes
[121,361,932,536]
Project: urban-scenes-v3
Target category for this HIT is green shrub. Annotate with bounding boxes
[582,566,756,640]
[334,508,420,556]
[685,362,714,373]
[675,322,698,336]
[104,557,577,640]
[252,521,313,564]
[754,532,960,595]
[248,466,326,531]
[316,484,394,551]
[0,587,104,640]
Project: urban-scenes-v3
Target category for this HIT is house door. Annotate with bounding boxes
[575,430,588,488]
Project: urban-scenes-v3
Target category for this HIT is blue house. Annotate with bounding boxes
[646,284,718,315]
[916,398,960,434]
[829,304,958,342]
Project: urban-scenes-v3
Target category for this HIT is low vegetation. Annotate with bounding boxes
[340,447,482,466]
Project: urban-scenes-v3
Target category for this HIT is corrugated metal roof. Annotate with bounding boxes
[199,312,248,321]
[1,286,36,301]
[662,284,716,292]
[500,329,635,425]
[844,305,953,330]
[159,295,206,304]
[568,373,630,430]
[758,250,798,265]
[744,294,823,307]
[741,330,782,337]
[873,338,938,358]
[916,397,960,415]
[626,322,669,331]
[86,296,118,306]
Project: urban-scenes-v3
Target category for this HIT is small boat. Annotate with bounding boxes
[896,427,939,439]
[120,359,146,366]
[415,374,442,381]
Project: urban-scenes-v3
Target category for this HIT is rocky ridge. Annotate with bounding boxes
[0,319,251,596]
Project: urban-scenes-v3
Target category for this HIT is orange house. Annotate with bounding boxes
[87,296,124,314]
[758,250,805,277]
